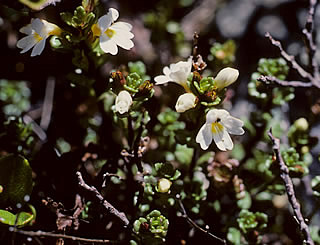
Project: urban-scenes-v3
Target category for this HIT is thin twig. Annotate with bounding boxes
[11,229,115,244]
[192,32,199,64]
[76,171,130,227]
[40,77,55,130]
[302,0,320,81]
[268,129,314,245]
[132,123,144,173]
[265,32,313,81]
[127,114,134,149]
[258,76,313,88]
[177,195,226,244]
[260,0,320,89]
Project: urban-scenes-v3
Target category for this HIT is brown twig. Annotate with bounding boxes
[76,171,130,227]
[302,0,320,81]
[265,32,313,81]
[192,32,199,63]
[177,195,226,244]
[259,0,320,89]
[11,229,115,244]
[258,75,313,88]
[268,129,314,245]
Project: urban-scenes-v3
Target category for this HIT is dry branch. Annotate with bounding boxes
[177,195,226,244]
[268,129,314,245]
[76,171,130,227]
[258,0,320,89]
[12,229,115,244]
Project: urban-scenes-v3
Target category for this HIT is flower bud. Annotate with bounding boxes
[111,71,126,86]
[115,90,132,114]
[175,93,197,113]
[157,178,172,193]
[214,67,239,89]
[294,118,309,131]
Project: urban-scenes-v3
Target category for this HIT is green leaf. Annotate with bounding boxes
[0,154,33,205]
[311,176,320,198]
[0,206,35,227]
[174,144,194,166]
[60,12,73,26]
[237,210,268,234]
[227,227,242,244]
[237,191,252,209]
[19,0,58,10]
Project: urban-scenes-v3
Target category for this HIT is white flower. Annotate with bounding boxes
[91,8,134,55]
[175,93,197,113]
[214,67,239,89]
[115,90,132,114]
[196,109,244,151]
[154,58,192,92]
[16,18,61,57]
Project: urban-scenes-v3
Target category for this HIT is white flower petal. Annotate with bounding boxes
[31,38,46,56]
[212,124,226,151]
[109,8,119,22]
[100,35,118,55]
[16,35,37,52]
[214,67,239,89]
[169,70,189,85]
[31,18,44,36]
[110,29,134,50]
[112,21,132,32]
[111,26,134,39]
[98,14,113,32]
[222,128,234,150]
[154,75,170,84]
[163,66,171,76]
[196,124,212,150]
[156,59,191,90]
[223,116,245,135]
[175,93,197,113]
[19,24,33,35]
[206,109,226,123]
[115,90,132,114]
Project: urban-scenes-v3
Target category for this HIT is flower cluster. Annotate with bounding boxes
[155,59,244,151]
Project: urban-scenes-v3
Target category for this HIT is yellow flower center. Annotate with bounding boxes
[91,24,101,37]
[49,27,62,36]
[34,33,43,42]
[211,121,223,134]
[105,28,115,38]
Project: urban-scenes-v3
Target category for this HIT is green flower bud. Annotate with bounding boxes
[294,118,309,131]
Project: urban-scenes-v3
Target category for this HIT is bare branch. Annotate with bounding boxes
[177,195,226,244]
[76,171,130,227]
[258,76,313,88]
[11,229,115,244]
[261,0,320,90]
[268,129,314,245]
[265,32,313,81]
[302,0,320,81]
